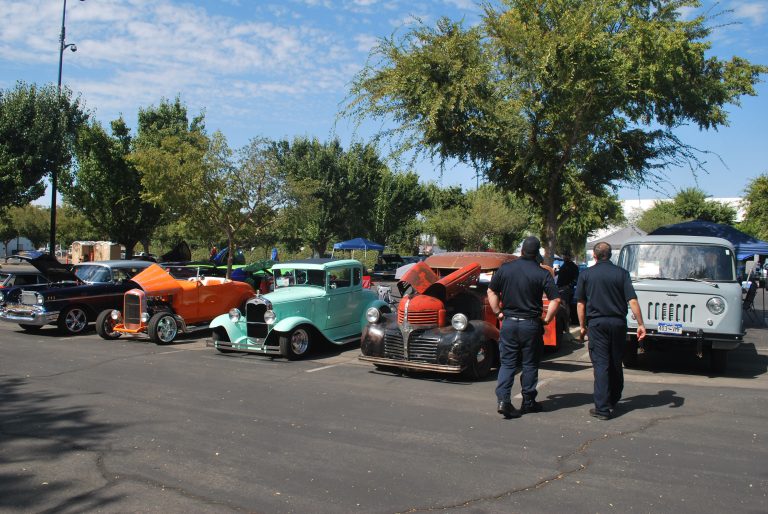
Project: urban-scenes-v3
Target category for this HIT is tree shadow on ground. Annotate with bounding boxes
[0,375,124,511]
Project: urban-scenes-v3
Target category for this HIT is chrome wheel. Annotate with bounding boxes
[289,328,310,355]
[58,307,88,335]
[156,316,178,343]
[148,313,179,345]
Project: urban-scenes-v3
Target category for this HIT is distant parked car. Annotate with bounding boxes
[372,254,405,280]
[0,252,152,335]
[96,264,254,344]
[0,269,46,289]
[208,259,388,359]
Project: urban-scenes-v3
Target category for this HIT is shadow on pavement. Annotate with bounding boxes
[0,375,123,511]
[544,389,686,416]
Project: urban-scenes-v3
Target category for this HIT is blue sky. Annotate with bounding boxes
[1,0,766,201]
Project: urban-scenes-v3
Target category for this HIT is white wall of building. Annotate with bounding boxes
[1,237,34,257]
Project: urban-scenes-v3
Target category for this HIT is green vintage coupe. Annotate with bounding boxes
[207,258,389,359]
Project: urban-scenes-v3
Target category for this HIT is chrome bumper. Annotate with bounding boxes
[206,338,282,356]
[0,305,59,326]
[358,355,462,373]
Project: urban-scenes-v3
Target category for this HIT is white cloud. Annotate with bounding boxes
[731,1,767,25]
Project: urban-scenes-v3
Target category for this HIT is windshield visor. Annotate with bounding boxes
[621,244,735,281]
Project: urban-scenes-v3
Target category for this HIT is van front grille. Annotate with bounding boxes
[646,302,695,323]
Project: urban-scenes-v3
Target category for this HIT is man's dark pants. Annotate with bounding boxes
[496,318,542,405]
[587,317,627,415]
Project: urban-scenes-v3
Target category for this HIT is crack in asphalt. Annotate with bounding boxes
[393,410,707,513]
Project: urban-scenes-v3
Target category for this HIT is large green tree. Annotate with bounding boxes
[61,118,161,257]
[635,187,736,232]
[0,82,88,209]
[370,169,428,247]
[740,174,768,241]
[346,0,766,262]
[423,184,531,252]
[272,138,387,256]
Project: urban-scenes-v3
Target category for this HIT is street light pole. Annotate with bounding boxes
[51,0,82,256]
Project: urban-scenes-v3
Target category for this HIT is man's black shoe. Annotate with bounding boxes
[497,401,520,419]
[589,408,611,420]
[521,401,544,414]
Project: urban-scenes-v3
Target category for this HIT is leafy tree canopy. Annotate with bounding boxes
[0,82,88,209]
[345,0,767,262]
[738,174,768,241]
[635,187,736,232]
[61,118,161,257]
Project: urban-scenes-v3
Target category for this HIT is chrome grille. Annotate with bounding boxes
[246,302,268,338]
[383,330,404,359]
[124,293,142,326]
[646,302,695,323]
[20,291,39,306]
[408,333,440,362]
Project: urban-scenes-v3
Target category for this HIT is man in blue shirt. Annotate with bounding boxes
[575,242,646,420]
[488,236,560,419]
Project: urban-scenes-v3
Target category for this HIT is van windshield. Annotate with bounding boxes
[620,244,735,281]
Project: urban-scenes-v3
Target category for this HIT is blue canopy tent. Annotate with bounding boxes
[331,237,384,259]
[650,220,768,261]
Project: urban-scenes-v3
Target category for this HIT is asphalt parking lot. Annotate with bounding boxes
[0,282,767,512]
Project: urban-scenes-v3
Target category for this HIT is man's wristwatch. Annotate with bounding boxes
[495,310,503,319]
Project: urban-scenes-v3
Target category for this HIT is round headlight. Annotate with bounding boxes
[110,309,120,321]
[451,313,469,331]
[36,293,44,305]
[141,312,150,323]
[707,297,726,315]
[229,308,241,322]
[366,307,380,324]
[264,310,276,325]
[0,291,5,303]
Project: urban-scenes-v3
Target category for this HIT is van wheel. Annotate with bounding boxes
[464,339,494,380]
[279,327,311,360]
[148,312,178,345]
[710,349,728,374]
[623,337,639,368]
[96,310,121,340]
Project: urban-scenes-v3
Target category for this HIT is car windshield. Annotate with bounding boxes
[74,265,114,283]
[620,244,736,281]
[273,268,326,289]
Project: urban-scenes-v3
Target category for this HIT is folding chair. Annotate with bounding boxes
[742,280,760,324]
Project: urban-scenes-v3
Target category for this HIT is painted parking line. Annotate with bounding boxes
[306,358,358,372]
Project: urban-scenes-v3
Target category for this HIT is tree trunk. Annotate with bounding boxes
[225,229,234,280]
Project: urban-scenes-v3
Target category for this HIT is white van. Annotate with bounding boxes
[618,235,744,372]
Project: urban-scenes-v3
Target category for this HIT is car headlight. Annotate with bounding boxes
[229,308,241,322]
[0,291,4,303]
[264,310,276,325]
[366,307,380,324]
[36,293,44,305]
[141,312,150,323]
[110,310,121,321]
[451,313,469,331]
[707,297,725,315]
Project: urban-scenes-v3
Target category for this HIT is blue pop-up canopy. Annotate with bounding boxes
[332,238,384,251]
[650,220,768,261]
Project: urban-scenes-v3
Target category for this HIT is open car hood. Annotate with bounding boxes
[130,264,183,295]
[18,251,78,283]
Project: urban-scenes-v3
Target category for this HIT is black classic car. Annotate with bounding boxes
[0,253,152,335]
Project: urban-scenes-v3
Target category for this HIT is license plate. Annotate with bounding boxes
[657,322,683,334]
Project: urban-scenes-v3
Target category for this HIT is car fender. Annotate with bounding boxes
[209,312,244,338]
[272,316,316,334]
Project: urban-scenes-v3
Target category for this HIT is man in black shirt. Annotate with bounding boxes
[575,242,646,420]
[488,237,560,419]
[556,249,579,330]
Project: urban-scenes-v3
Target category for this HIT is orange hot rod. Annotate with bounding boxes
[359,252,563,379]
[95,264,255,344]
